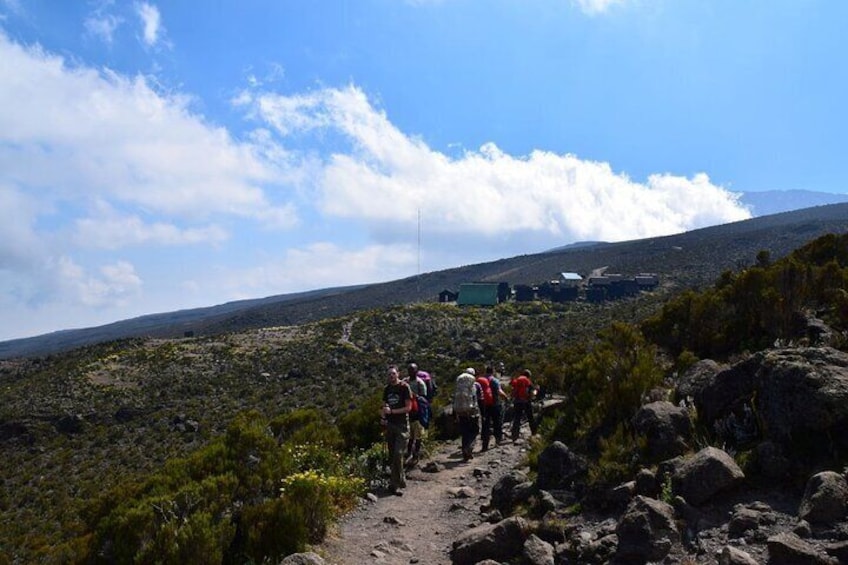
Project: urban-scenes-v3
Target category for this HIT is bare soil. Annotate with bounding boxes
[317,430,531,565]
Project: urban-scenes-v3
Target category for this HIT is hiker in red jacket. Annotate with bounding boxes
[510,368,538,441]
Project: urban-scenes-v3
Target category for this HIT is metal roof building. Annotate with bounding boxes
[457,283,500,306]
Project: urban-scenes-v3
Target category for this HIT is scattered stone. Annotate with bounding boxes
[447,486,476,498]
[794,519,812,538]
[421,460,444,473]
[365,492,379,503]
[279,552,326,565]
[383,516,404,526]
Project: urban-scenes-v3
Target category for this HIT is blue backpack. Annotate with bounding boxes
[416,395,431,429]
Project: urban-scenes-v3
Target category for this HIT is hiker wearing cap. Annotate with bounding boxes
[510,368,538,441]
[453,367,483,461]
[381,365,413,495]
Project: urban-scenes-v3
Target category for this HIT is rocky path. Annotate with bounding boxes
[317,432,531,565]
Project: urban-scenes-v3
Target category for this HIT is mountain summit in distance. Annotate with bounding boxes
[738,189,848,216]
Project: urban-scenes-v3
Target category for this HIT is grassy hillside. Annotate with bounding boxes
[2,205,848,562]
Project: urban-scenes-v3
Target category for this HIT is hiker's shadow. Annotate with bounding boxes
[439,450,472,470]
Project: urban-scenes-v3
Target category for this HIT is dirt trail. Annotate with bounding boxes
[317,429,531,565]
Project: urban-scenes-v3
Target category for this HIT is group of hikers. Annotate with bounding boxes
[381,362,539,496]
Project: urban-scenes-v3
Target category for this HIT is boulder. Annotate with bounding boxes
[728,507,761,538]
[633,401,692,461]
[717,545,759,565]
[697,348,848,460]
[490,470,533,515]
[767,532,835,565]
[522,533,555,565]
[450,516,528,565]
[535,441,587,490]
[615,495,679,563]
[634,468,660,498]
[672,446,744,506]
[676,358,727,402]
[799,471,848,524]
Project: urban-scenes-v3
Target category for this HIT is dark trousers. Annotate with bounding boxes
[481,404,504,449]
[457,414,479,457]
[511,401,536,439]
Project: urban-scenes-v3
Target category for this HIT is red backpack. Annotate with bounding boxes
[476,376,494,407]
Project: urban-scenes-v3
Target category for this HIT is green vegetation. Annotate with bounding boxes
[3,232,848,562]
[642,232,848,359]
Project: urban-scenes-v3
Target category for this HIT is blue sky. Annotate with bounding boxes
[0,0,846,341]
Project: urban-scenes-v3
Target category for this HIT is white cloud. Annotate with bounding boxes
[0,32,299,330]
[74,211,229,249]
[58,257,142,308]
[245,85,751,261]
[0,32,294,221]
[135,2,162,47]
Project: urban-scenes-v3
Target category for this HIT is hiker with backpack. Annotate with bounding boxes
[403,363,430,467]
[453,367,483,461]
[480,364,509,450]
[510,368,538,441]
[381,364,413,495]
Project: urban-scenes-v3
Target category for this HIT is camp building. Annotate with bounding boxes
[457,282,501,306]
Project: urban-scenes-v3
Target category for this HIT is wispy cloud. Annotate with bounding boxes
[85,1,123,45]
[135,2,163,48]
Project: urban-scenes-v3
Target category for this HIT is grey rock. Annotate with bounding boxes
[728,507,761,538]
[278,552,326,565]
[634,468,659,497]
[535,441,587,490]
[767,532,836,565]
[676,358,727,402]
[672,446,745,506]
[633,400,692,461]
[799,471,848,524]
[615,495,679,563]
[717,545,759,565]
[522,534,555,565]
[490,470,532,515]
[450,516,528,565]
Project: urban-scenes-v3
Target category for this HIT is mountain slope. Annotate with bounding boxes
[3,202,848,360]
